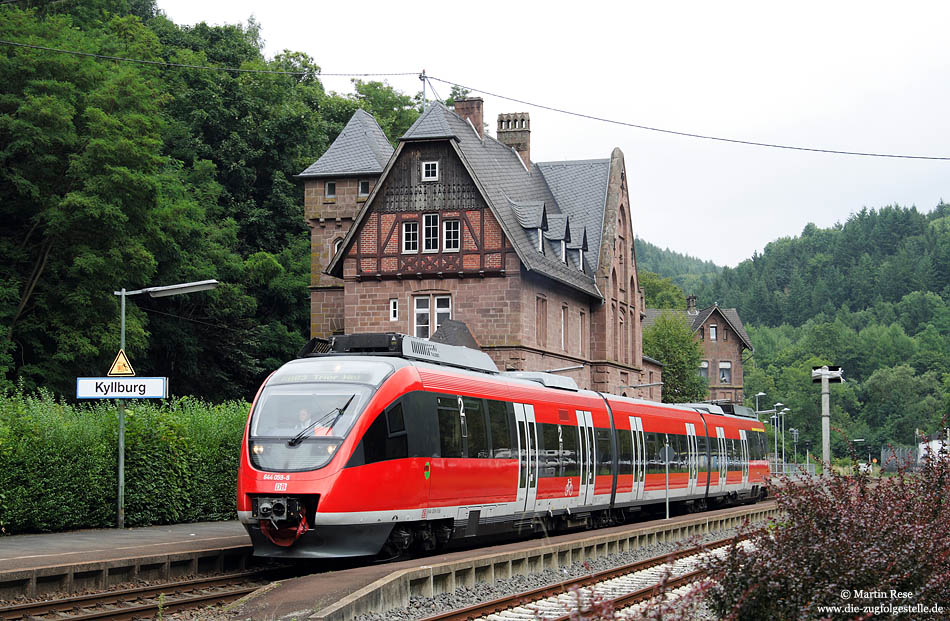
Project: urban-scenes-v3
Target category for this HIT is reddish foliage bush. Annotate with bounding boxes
[702,448,950,620]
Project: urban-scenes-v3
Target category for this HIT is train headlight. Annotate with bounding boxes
[326,443,338,454]
[252,444,265,455]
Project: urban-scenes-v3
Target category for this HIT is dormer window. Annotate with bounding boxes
[560,240,567,263]
[325,181,336,199]
[578,248,584,271]
[422,161,439,181]
[537,229,544,254]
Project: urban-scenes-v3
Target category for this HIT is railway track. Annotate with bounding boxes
[0,570,274,620]
[419,535,752,621]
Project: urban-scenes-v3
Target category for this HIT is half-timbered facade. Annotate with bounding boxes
[303,99,662,398]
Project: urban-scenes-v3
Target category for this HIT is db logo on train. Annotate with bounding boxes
[564,478,574,497]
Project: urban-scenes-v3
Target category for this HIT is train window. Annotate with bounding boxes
[697,435,708,472]
[463,397,490,458]
[488,400,513,458]
[360,407,409,465]
[386,402,406,435]
[539,423,560,477]
[517,421,527,487]
[595,428,612,476]
[616,428,633,476]
[673,434,688,474]
[562,424,579,477]
[728,438,741,472]
[437,396,463,458]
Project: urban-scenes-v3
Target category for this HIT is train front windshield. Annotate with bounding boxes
[248,360,393,472]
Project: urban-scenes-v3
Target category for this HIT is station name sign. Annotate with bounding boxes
[77,377,168,399]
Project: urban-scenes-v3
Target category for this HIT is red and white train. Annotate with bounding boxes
[237,334,769,559]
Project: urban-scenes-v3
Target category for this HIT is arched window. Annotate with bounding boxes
[333,238,344,256]
[619,310,626,364]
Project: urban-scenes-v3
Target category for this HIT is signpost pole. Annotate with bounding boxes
[118,288,126,529]
[821,370,831,467]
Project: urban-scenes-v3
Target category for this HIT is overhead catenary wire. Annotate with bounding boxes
[1,36,947,161]
[426,75,950,161]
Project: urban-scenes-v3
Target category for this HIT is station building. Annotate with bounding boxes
[643,295,753,403]
[299,99,663,399]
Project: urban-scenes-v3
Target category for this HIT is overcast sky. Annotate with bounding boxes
[157,1,950,267]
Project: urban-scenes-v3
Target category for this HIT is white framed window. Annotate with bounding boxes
[443,220,460,251]
[358,180,370,197]
[719,361,732,383]
[537,228,544,253]
[435,295,451,329]
[414,296,430,338]
[333,238,343,256]
[560,240,567,263]
[402,221,418,253]
[423,214,439,252]
[699,360,709,379]
[709,325,718,341]
[325,181,336,199]
[413,295,452,339]
[578,248,584,271]
[389,299,398,321]
[422,161,439,181]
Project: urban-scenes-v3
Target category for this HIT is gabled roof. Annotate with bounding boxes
[642,306,754,351]
[298,109,393,178]
[327,103,612,298]
[401,104,457,140]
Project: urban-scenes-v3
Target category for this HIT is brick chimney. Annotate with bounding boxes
[686,295,698,315]
[453,98,484,138]
[497,112,530,167]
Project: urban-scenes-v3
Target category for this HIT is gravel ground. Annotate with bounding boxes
[352,526,742,621]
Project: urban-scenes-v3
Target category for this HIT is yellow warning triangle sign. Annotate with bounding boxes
[108,349,136,377]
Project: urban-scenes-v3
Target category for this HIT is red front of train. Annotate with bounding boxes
[237,334,770,559]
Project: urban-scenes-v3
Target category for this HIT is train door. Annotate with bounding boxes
[685,423,698,496]
[716,426,727,493]
[577,410,596,506]
[739,429,749,485]
[630,416,645,501]
[513,403,539,514]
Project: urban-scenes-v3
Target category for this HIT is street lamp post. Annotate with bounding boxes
[789,428,799,465]
[113,279,218,528]
[773,403,783,473]
[780,407,790,470]
[754,391,766,413]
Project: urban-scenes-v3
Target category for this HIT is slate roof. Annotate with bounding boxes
[328,103,612,297]
[507,198,547,229]
[400,104,457,140]
[298,109,393,178]
[642,306,753,351]
[536,160,610,273]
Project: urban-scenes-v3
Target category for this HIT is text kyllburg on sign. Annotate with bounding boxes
[77,377,168,399]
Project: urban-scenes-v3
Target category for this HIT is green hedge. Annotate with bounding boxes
[0,389,249,534]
